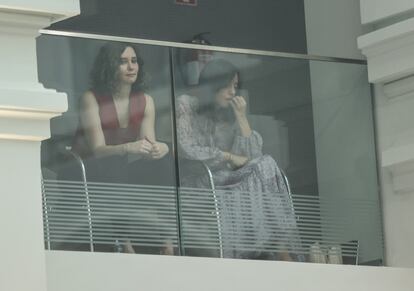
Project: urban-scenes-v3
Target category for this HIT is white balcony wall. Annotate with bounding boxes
[46,251,414,291]
[359,1,414,268]
[0,1,79,291]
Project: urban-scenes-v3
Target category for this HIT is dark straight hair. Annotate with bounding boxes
[197,59,240,122]
[90,42,146,95]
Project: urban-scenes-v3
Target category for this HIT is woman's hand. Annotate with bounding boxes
[126,139,153,156]
[125,139,169,159]
[230,96,247,118]
[149,142,169,160]
[230,96,252,137]
[227,153,248,169]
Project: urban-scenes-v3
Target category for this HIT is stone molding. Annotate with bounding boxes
[0,0,80,22]
[358,14,414,195]
[0,2,79,140]
[0,87,67,141]
[358,17,414,83]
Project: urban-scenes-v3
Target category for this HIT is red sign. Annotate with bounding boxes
[175,0,197,6]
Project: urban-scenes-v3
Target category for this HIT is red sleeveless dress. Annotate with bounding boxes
[72,90,146,156]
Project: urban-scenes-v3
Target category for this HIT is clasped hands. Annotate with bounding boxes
[126,137,169,159]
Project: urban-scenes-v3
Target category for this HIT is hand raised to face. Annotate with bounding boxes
[230,96,247,118]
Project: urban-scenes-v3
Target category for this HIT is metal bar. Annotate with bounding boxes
[200,163,224,258]
[67,149,94,252]
[39,29,366,65]
[41,177,51,250]
[168,46,184,256]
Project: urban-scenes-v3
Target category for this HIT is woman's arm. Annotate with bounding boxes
[230,96,263,159]
[176,95,227,167]
[231,96,252,137]
[139,94,156,141]
[139,94,168,159]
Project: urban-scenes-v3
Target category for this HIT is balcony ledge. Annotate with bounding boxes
[46,250,414,291]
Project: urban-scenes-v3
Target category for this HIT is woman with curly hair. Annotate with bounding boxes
[74,42,168,161]
[69,42,176,255]
[72,42,172,185]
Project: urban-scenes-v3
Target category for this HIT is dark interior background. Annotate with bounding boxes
[49,0,307,53]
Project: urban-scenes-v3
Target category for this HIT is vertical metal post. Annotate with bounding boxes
[41,177,51,250]
[67,149,94,252]
[201,163,223,258]
[168,47,184,256]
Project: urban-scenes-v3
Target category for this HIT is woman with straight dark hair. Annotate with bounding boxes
[176,59,300,260]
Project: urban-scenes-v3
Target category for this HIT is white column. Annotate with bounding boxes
[359,0,414,267]
[0,1,79,291]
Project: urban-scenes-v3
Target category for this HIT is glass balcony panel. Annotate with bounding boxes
[38,35,179,255]
[172,48,383,264]
[38,33,383,265]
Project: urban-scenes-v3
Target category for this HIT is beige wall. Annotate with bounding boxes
[46,251,414,291]
[0,1,79,291]
[359,0,414,268]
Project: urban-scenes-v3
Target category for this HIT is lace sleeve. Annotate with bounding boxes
[231,129,263,159]
[176,95,226,167]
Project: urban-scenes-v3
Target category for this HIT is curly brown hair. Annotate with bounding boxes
[90,42,146,95]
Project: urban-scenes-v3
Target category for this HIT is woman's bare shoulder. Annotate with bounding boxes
[143,93,155,109]
[80,90,98,108]
[81,90,96,100]
[143,93,154,103]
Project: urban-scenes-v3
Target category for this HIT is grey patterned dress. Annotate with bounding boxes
[176,94,300,259]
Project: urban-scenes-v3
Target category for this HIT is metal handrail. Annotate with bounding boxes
[198,161,223,259]
[41,175,51,250]
[280,168,300,222]
[39,29,366,65]
[42,146,94,252]
[65,147,94,252]
[179,159,224,258]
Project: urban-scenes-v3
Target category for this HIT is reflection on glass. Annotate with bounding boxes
[309,60,383,265]
[39,36,178,255]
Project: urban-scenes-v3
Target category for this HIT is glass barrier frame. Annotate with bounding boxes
[38,29,383,266]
